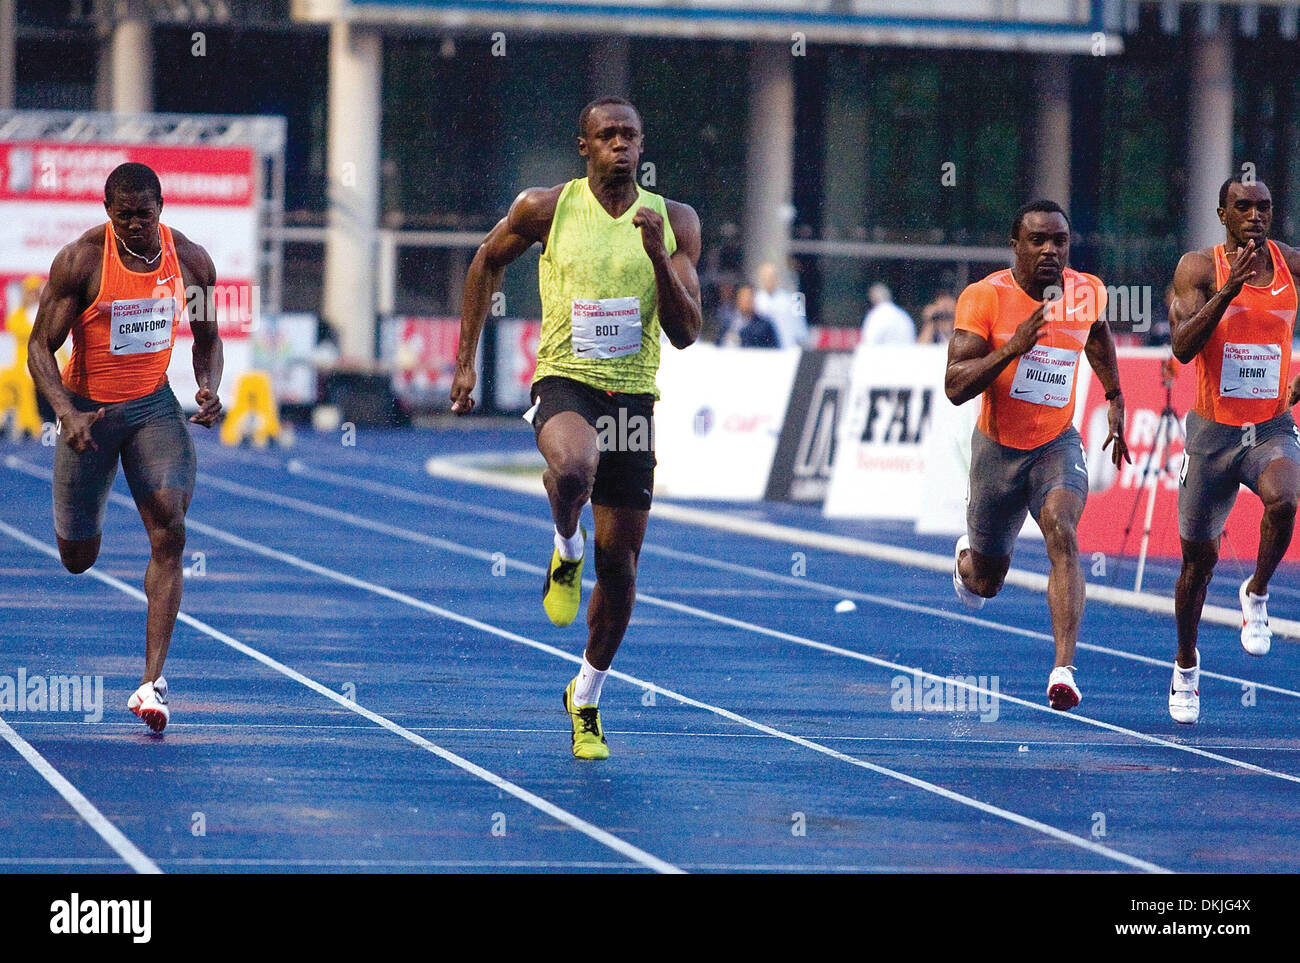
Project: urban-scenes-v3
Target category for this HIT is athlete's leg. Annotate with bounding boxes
[56,535,101,574]
[133,488,189,683]
[537,412,598,538]
[1247,456,1300,596]
[52,401,121,573]
[1174,420,1237,665]
[1175,536,1219,667]
[1036,488,1086,668]
[958,545,1010,598]
[584,504,648,671]
[120,389,196,684]
[961,426,1028,600]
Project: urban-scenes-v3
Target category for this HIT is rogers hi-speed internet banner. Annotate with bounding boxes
[0,141,258,408]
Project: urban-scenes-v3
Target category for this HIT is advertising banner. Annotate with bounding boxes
[764,349,854,503]
[823,344,946,520]
[655,344,800,500]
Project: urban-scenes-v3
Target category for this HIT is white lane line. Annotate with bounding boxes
[0,711,161,874]
[240,459,1300,701]
[423,454,1300,641]
[76,502,1167,872]
[0,520,682,876]
[5,719,1296,753]
[185,467,1300,786]
[0,857,640,870]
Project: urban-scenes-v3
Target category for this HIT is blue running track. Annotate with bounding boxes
[2,422,1298,874]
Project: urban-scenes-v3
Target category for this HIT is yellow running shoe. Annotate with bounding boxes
[542,525,585,627]
[563,677,609,760]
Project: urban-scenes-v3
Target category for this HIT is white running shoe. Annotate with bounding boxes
[1047,665,1081,711]
[1239,579,1272,656]
[127,677,169,733]
[953,535,985,610]
[1169,651,1200,725]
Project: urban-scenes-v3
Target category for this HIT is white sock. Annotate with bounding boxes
[572,657,608,706]
[555,526,584,561]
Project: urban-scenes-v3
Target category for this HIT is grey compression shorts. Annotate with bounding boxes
[52,381,196,541]
[966,425,1089,558]
[1178,409,1300,543]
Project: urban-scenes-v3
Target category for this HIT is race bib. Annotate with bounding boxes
[109,297,176,356]
[571,297,642,360]
[1220,343,1281,399]
[1009,345,1079,408]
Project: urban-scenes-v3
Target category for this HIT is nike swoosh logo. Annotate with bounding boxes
[112,342,130,351]
[1011,388,1033,396]
[1065,305,1083,314]
[1273,285,1289,295]
[157,274,177,284]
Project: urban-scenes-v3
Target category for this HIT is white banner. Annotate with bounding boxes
[915,393,979,536]
[654,344,800,500]
[823,344,946,520]
[0,203,255,280]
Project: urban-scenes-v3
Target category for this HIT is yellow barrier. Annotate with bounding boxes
[219,370,282,447]
[1,291,42,441]
[0,363,42,440]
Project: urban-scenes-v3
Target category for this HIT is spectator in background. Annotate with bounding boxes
[917,291,957,344]
[721,285,779,348]
[755,261,808,349]
[860,283,916,345]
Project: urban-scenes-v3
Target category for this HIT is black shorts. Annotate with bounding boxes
[530,376,656,511]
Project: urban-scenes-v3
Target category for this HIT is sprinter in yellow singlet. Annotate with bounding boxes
[451,98,703,760]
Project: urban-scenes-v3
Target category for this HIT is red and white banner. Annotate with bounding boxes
[1077,347,1300,561]
[0,140,259,409]
[380,315,481,407]
[494,318,541,411]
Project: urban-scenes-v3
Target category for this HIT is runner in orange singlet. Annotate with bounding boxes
[946,200,1130,711]
[27,162,223,733]
[1167,175,1300,724]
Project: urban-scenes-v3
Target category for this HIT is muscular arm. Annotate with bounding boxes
[1084,313,1131,467]
[1169,247,1245,364]
[944,304,1045,406]
[451,187,558,414]
[1278,243,1300,406]
[176,234,223,426]
[27,244,91,422]
[645,200,702,350]
[1083,314,1123,397]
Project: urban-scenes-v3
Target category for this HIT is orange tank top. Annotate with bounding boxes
[62,223,185,404]
[1194,240,1298,426]
[954,267,1107,450]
